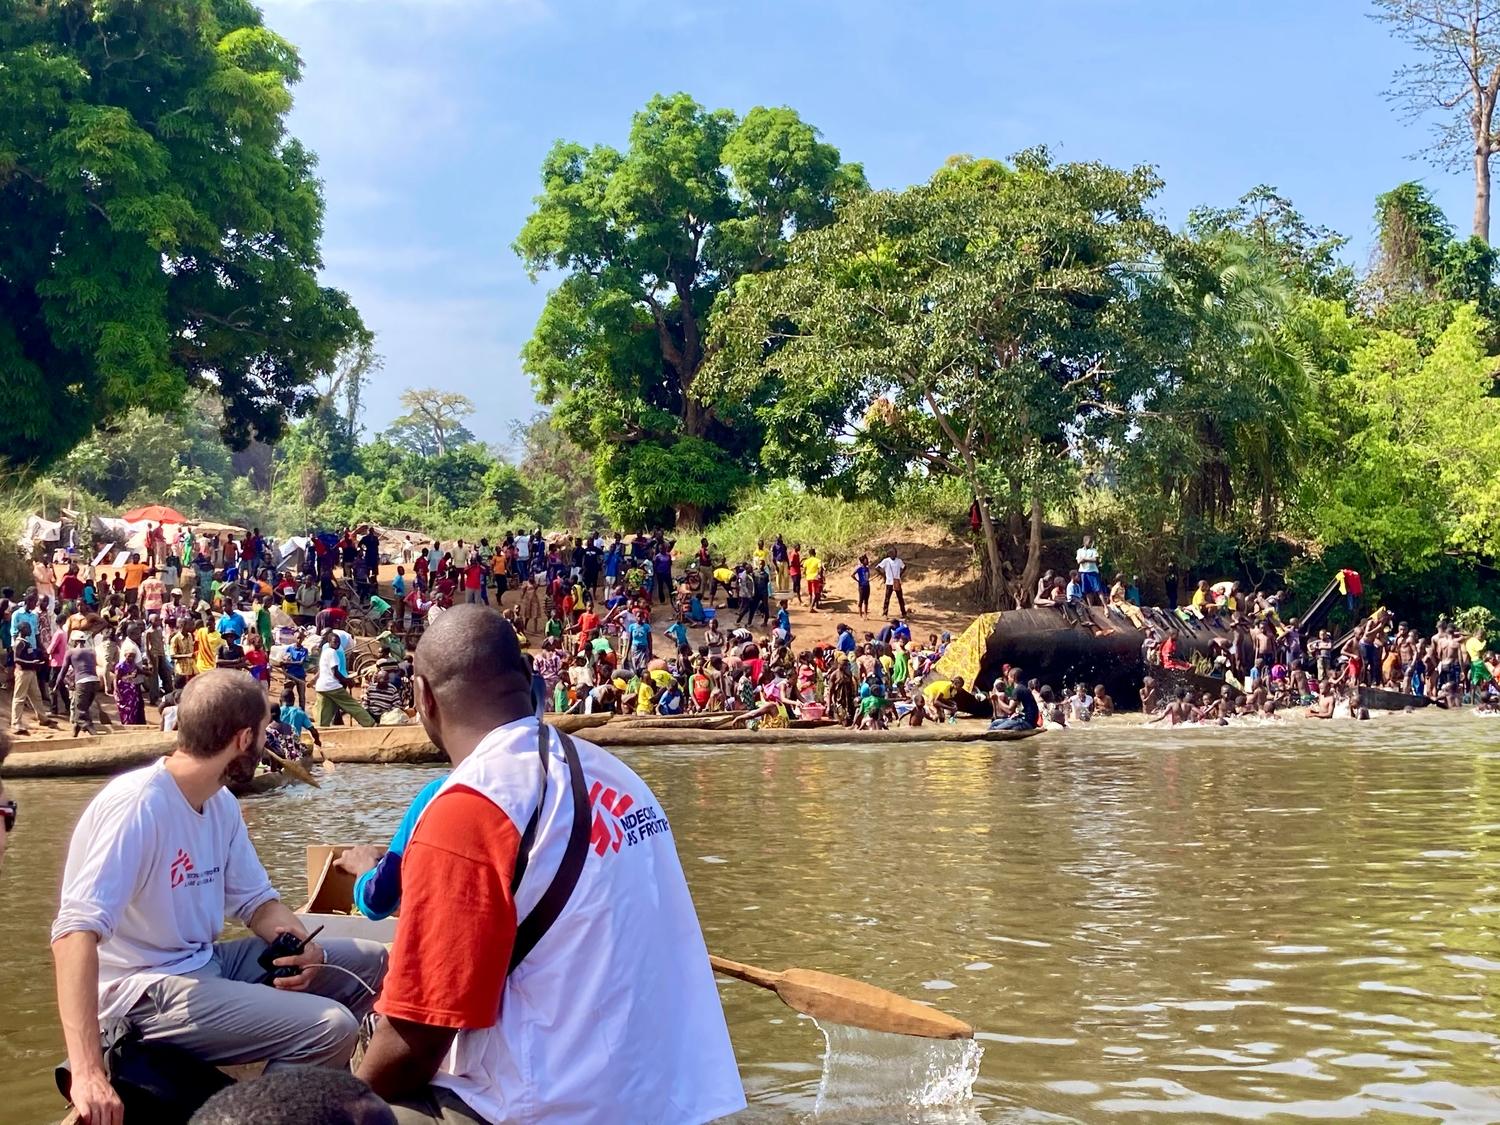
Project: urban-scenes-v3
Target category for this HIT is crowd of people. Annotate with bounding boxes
[1138,598,1497,725]
[5,521,1497,740]
[0,524,928,737]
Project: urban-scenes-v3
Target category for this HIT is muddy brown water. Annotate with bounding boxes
[3,714,1500,1122]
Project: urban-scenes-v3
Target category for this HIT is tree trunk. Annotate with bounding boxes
[974,498,1006,610]
[674,502,703,531]
[683,393,708,439]
[1005,474,1023,548]
[1016,495,1044,609]
[1476,142,1492,243]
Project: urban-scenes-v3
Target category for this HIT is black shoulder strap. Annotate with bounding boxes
[507,717,551,893]
[509,726,591,972]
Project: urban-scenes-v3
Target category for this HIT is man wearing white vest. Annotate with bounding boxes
[358,605,744,1124]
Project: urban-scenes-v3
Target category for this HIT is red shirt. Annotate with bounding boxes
[464,563,483,590]
[414,556,430,579]
[245,648,269,682]
[377,786,519,1029]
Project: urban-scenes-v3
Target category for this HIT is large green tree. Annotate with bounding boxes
[0,0,364,472]
[710,152,1190,606]
[514,93,866,528]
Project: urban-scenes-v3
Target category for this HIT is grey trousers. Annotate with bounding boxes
[389,1085,487,1124]
[125,935,388,1070]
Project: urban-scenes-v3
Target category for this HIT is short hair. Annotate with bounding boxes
[176,670,268,759]
[416,604,530,703]
[190,1066,393,1125]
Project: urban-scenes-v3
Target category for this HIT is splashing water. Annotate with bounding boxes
[810,1020,984,1121]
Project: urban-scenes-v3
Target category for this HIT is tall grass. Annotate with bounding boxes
[703,478,968,567]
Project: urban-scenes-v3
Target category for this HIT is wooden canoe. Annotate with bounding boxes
[1358,685,1435,711]
[229,771,298,797]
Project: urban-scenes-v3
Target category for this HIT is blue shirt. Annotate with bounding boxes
[665,622,689,649]
[393,575,407,597]
[837,631,856,654]
[853,564,870,588]
[9,609,38,646]
[777,608,792,634]
[283,644,308,680]
[217,612,244,638]
[628,621,652,651]
[278,705,316,736]
[353,776,446,921]
[604,549,623,578]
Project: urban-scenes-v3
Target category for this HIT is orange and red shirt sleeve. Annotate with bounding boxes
[376,785,520,1029]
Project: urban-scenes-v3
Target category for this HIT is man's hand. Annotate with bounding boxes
[333,845,386,878]
[271,930,326,992]
[68,1065,123,1125]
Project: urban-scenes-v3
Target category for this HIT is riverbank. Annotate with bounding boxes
[1,718,1047,777]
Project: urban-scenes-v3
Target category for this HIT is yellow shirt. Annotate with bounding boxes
[1191,589,1208,608]
[923,679,956,702]
[193,627,223,674]
[713,567,734,585]
[753,548,768,566]
[803,556,823,582]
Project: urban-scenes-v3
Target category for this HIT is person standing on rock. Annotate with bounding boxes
[1076,535,1105,607]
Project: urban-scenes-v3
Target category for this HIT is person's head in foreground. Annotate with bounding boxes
[190,1066,394,1125]
[176,669,270,787]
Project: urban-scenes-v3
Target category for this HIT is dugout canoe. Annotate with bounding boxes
[7,716,1040,778]
[229,771,298,797]
[1357,685,1435,712]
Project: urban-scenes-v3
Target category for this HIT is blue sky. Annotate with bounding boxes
[259,0,1469,449]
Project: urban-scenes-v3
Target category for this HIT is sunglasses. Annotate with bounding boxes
[1,799,15,833]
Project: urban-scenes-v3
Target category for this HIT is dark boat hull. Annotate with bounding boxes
[1358,686,1434,711]
[972,606,1238,711]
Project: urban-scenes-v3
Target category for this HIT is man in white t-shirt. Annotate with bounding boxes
[1076,534,1104,606]
[355,606,744,1125]
[52,671,388,1125]
[877,547,908,617]
[315,632,375,727]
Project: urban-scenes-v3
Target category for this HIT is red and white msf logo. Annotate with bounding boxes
[170,848,195,888]
[588,780,669,855]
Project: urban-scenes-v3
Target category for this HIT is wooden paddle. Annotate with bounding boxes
[709,954,973,1040]
[263,747,320,788]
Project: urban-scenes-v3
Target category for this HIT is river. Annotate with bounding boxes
[3,713,1500,1123]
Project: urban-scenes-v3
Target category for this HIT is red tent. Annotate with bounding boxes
[122,504,187,524]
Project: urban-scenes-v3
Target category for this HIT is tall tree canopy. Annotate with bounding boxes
[514,92,866,528]
[0,0,365,472]
[1376,0,1500,242]
[385,388,476,458]
[710,152,1194,605]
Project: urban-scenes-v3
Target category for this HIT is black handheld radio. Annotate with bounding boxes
[256,924,325,985]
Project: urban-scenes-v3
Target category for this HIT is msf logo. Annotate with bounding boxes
[589,781,634,857]
[170,849,195,888]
